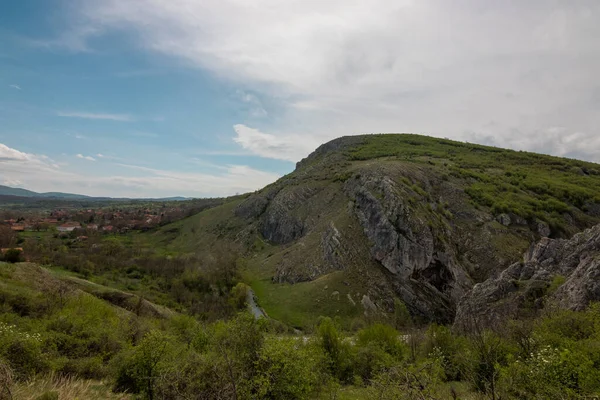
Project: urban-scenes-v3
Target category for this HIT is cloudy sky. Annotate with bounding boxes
[1,0,599,198]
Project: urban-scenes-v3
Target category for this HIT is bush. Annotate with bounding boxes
[356,324,405,359]
[58,356,105,379]
[500,346,600,399]
[353,343,395,382]
[393,299,412,329]
[353,324,406,382]
[0,323,46,380]
[252,338,324,399]
[423,324,469,381]
[154,351,231,400]
[113,330,175,398]
[229,282,249,311]
[3,249,22,264]
[317,318,353,381]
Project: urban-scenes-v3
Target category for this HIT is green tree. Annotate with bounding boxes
[211,312,263,399]
[317,317,352,381]
[253,337,324,399]
[3,249,22,264]
[393,298,412,329]
[114,330,174,400]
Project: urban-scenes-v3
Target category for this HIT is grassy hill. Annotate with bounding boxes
[149,134,600,328]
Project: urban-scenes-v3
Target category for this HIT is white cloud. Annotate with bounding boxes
[236,90,267,117]
[27,25,101,52]
[113,162,281,197]
[76,154,96,161]
[0,143,279,197]
[0,144,61,186]
[9,84,21,90]
[65,0,600,162]
[3,179,22,187]
[0,143,31,162]
[58,111,134,122]
[233,124,318,162]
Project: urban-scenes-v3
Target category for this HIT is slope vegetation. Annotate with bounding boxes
[153,134,600,326]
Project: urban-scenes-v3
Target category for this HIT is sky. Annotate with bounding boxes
[1,0,599,198]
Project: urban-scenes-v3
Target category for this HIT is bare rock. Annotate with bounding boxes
[455,223,600,328]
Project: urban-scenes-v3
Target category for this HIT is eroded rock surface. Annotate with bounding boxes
[455,224,600,328]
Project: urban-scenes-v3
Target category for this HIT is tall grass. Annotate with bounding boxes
[11,373,130,400]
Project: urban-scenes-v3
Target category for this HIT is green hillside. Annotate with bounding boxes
[149,134,600,328]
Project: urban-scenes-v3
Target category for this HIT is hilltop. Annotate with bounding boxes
[150,134,600,327]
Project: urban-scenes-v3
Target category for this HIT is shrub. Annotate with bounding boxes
[3,249,22,264]
[353,343,395,382]
[0,322,47,381]
[422,324,469,381]
[252,338,324,399]
[58,356,105,380]
[393,299,412,329]
[500,346,600,399]
[356,324,405,359]
[113,330,175,399]
[229,282,249,311]
[317,318,353,381]
[154,351,231,400]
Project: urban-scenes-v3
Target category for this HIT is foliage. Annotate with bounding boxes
[2,249,22,264]
[113,330,174,399]
[423,324,469,382]
[349,134,600,233]
[252,338,325,399]
[317,318,354,382]
[0,322,46,380]
[393,298,412,329]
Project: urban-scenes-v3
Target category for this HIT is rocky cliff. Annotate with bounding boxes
[455,223,600,328]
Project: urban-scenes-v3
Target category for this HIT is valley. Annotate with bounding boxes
[2,134,600,399]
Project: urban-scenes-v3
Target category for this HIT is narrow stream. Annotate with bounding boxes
[246,288,267,319]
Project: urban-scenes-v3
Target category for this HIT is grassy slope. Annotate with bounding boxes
[349,134,600,231]
[0,261,172,398]
[145,134,600,328]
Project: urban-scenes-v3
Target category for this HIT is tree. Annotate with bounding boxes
[3,249,22,263]
[211,312,264,399]
[253,337,324,399]
[114,331,174,400]
[394,298,412,330]
[0,226,15,248]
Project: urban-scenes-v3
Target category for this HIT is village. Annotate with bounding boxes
[1,204,190,236]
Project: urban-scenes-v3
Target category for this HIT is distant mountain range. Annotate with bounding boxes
[0,185,188,201]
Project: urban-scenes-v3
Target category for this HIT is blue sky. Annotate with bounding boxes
[1,0,599,197]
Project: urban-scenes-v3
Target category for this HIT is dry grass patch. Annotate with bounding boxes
[11,374,130,400]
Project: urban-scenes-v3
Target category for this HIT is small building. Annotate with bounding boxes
[10,225,25,232]
[87,224,99,231]
[57,222,81,232]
